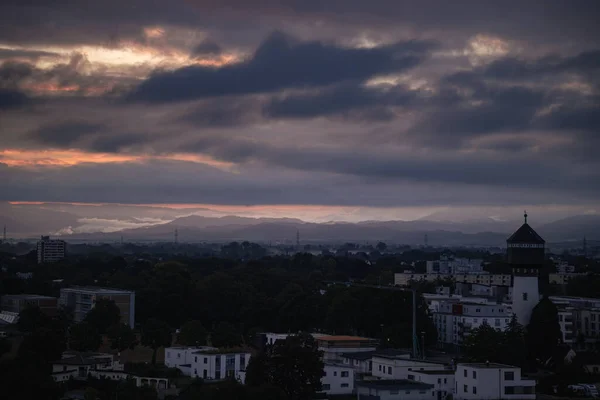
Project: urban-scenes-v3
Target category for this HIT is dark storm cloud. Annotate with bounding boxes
[128,32,433,103]
[29,122,106,147]
[264,84,417,120]
[0,88,30,109]
[179,98,259,127]
[89,133,148,153]
[192,40,222,56]
[0,48,60,61]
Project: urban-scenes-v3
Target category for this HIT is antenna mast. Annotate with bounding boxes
[174,229,178,244]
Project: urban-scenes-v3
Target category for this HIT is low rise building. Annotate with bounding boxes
[356,379,435,400]
[549,273,586,285]
[340,349,410,376]
[411,369,455,400]
[551,296,600,350]
[59,286,135,327]
[164,346,251,382]
[427,256,484,275]
[322,362,354,395]
[316,335,378,363]
[1,294,58,316]
[372,354,447,380]
[454,362,535,400]
[51,351,169,389]
[395,273,511,287]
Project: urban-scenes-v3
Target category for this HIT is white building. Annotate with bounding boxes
[322,363,354,395]
[551,296,600,349]
[372,354,447,380]
[411,369,455,400]
[51,351,169,390]
[164,346,251,382]
[427,256,484,275]
[340,349,411,376]
[454,363,535,400]
[37,235,66,264]
[356,379,435,400]
[432,302,512,348]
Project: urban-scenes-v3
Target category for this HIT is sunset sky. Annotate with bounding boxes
[1,0,599,225]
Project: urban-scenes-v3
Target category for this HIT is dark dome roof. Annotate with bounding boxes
[507,223,545,244]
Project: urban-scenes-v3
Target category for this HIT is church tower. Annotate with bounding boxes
[507,212,545,326]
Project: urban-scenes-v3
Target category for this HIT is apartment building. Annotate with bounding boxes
[549,273,587,285]
[1,294,58,316]
[454,363,535,400]
[411,369,455,400]
[551,296,600,349]
[433,302,512,348]
[37,236,66,264]
[356,379,435,400]
[372,354,447,380]
[426,256,484,275]
[165,346,251,382]
[59,287,135,327]
[340,349,410,375]
[395,273,511,287]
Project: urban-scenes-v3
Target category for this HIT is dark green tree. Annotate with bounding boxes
[69,321,102,352]
[107,323,137,353]
[17,305,50,334]
[500,315,527,368]
[246,333,324,400]
[527,296,563,364]
[376,242,387,252]
[211,321,241,348]
[84,299,121,334]
[462,322,504,362]
[142,318,172,364]
[178,320,208,346]
[0,338,11,358]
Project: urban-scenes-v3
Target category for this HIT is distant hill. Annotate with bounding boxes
[538,215,600,242]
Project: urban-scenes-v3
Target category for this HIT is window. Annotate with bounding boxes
[464,384,468,393]
[408,374,415,380]
[341,371,349,377]
[195,357,197,362]
[504,371,514,381]
[194,369,197,375]
[177,353,180,359]
[322,384,331,390]
[473,387,477,394]
[444,378,447,384]
[523,293,528,301]
[505,386,514,394]
[499,308,504,312]
[495,319,500,326]
[388,366,392,374]
[215,371,221,380]
[559,315,563,322]
[524,386,534,394]
[341,383,349,388]
[474,318,478,323]
[476,308,481,313]
[472,371,477,379]
[463,369,467,377]
[323,370,327,376]
[204,357,208,364]
[378,365,382,372]
[333,371,337,376]
[438,378,441,383]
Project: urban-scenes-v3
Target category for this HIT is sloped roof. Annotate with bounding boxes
[507,223,545,244]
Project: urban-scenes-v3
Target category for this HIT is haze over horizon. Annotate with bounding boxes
[1,1,599,233]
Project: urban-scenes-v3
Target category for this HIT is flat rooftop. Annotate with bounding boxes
[317,335,375,342]
[459,362,517,369]
[356,379,434,390]
[61,286,134,294]
[2,294,57,300]
[412,369,455,375]
[341,349,410,360]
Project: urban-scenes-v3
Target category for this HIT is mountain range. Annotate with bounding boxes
[1,202,597,246]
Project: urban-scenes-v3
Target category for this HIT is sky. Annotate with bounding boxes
[1,0,599,225]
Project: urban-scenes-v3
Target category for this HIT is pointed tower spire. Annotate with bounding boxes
[524,210,528,224]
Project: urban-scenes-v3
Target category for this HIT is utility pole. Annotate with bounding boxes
[583,236,587,257]
[2,225,5,241]
[424,234,428,248]
[174,229,178,244]
[296,229,300,249]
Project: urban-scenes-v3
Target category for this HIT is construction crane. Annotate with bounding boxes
[324,281,425,359]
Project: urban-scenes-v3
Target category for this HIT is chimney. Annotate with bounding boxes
[485,360,490,367]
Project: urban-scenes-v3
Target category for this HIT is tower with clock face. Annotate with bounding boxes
[508,212,545,326]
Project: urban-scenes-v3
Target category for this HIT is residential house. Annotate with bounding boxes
[356,379,435,400]
[454,362,535,400]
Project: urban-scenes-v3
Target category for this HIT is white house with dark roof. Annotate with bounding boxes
[340,349,411,375]
[356,379,435,400]
[454,362,535,400]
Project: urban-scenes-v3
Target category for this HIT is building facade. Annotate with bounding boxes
[454,363,535,400]
[433,302,512,348]
[37,236,66,264]
[356,379,435,400]
[411,369,455,400]
[322,363,354,395]
[59,287,135,327]
[315,335,378,363]
[372,355,446,380]
[164,346,251,382]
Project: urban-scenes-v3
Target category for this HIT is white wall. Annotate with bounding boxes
[322,364,354,395]
[357,385,435,400]
[512,276,539,326]
[454,365,535,400]
[412,371,455,399]
[372,357,445,380]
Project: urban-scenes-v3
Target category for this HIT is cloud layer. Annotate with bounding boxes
[0,0,599,219]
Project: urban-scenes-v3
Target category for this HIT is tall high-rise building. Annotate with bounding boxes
[507,212,545,326]
[59,287,135,327]
[37,236,66,264]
